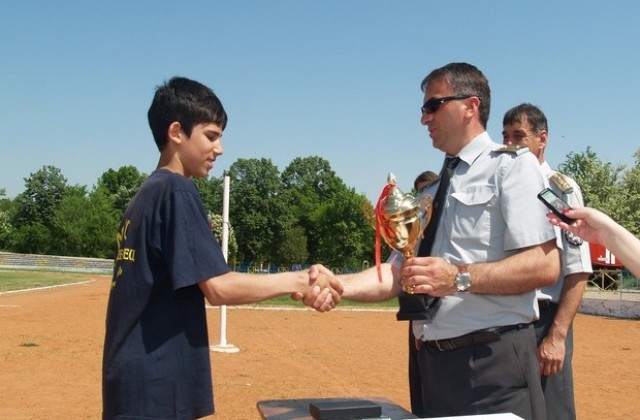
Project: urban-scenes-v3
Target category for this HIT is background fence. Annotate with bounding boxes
[0,252,369,276]
[0,251,113,273]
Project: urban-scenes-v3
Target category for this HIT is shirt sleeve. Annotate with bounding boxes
[500,153,557,251]
[163,189,230,291]
[559,182,593,275]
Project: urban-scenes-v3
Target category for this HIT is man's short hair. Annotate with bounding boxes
[503,103,548,134]
[420,62,491,128]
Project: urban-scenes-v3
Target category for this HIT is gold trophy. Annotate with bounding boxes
[374,173,435,321]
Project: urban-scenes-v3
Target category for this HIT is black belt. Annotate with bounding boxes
[538,300,559,311]
[423,323,530,352]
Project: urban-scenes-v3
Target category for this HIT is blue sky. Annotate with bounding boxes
[1,1,638,203]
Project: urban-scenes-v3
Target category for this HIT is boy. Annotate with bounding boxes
[102,77,342,419]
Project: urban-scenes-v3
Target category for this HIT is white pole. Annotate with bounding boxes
[211,173,239,353]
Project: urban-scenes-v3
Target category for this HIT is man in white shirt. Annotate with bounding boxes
[503,103,592,420]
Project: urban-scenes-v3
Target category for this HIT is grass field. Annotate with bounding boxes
[0,268,398,308]
[0,269,93,293]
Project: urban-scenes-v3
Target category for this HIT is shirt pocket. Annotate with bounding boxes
[450,186,497,238]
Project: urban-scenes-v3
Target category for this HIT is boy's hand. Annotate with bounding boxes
[291,264,343,312]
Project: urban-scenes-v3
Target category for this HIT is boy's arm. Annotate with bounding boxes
[198,266,342,311]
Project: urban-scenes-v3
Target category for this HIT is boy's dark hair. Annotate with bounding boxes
[147,76,228,151]
[503,103,548,134]
[420,62,491,129]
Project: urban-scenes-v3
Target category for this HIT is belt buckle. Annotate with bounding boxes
[434,339,449,351]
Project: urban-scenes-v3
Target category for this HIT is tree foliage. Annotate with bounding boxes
[310,186,375,268]
[559,146,640,237]
[619,150,640,236]
[228,158,295,263]
[95,166,147,219]
[51,187,120,258]
[194,176,223,216]
[12,165,68,230]
[1,148,636,266]
[208,212,238,262]
[281,156,354,263]
[0,189,13,249]
[276,226,309,265]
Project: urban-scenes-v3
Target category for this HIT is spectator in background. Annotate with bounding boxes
[503,103,592,420]
[414,170,438,192]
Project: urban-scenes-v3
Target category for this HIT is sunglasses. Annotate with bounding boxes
[421,95,476,115]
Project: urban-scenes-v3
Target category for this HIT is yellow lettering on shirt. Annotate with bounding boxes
[115,219,131,249]
[112,219,136,289]
[116,247,136,262]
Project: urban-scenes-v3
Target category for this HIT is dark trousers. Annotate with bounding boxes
[534,300,576,420]
[416,324,546,420]
[408,322,423,416]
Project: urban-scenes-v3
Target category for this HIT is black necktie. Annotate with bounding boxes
[396,155,461,321]
[418,156,461,257]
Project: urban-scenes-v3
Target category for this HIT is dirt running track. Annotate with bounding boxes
[0,274,638,419]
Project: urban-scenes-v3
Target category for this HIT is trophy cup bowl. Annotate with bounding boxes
[379,198,432,260]
[375,173,435,321]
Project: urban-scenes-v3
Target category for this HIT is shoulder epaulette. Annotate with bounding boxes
[549,172,574,194]
[493,145,529,156]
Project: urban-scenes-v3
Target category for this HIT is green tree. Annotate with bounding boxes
[281,156,349,263]
[558,146,629,232]
[12,165,68,229]
[0,189,12,250]
[51,186,119,258]
[276,226,309,265]
[228,158,295,263]
[0,208,11,250]
[311,186,375,268]
[11,222,51,254]
[95,166,147,219]
[11,166,69,253]
[619,149,640,236]
[50,185,89,256]
[194,175,223,216]
[208,212,238,262]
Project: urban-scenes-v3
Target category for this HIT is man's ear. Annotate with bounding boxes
[469,96,482,112]
[463,96,481,118]
[167,121,184,145]
[539,129,548,149]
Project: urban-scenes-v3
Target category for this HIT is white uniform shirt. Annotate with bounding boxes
[410,132,556,341]
[536,161,593,303]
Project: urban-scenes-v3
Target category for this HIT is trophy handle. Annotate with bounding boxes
[417,194,433,233]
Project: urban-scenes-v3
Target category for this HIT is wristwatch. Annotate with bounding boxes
[455,265,472,292]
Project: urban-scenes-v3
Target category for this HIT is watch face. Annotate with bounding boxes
[456,272,471,291]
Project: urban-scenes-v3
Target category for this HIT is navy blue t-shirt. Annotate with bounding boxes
[102,169,230,419]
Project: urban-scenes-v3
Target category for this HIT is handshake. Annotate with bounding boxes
[292,264,344,313]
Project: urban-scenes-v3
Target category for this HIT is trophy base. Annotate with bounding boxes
[396,293,440,321]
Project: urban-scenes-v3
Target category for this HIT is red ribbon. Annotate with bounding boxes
[374,183,395,282]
